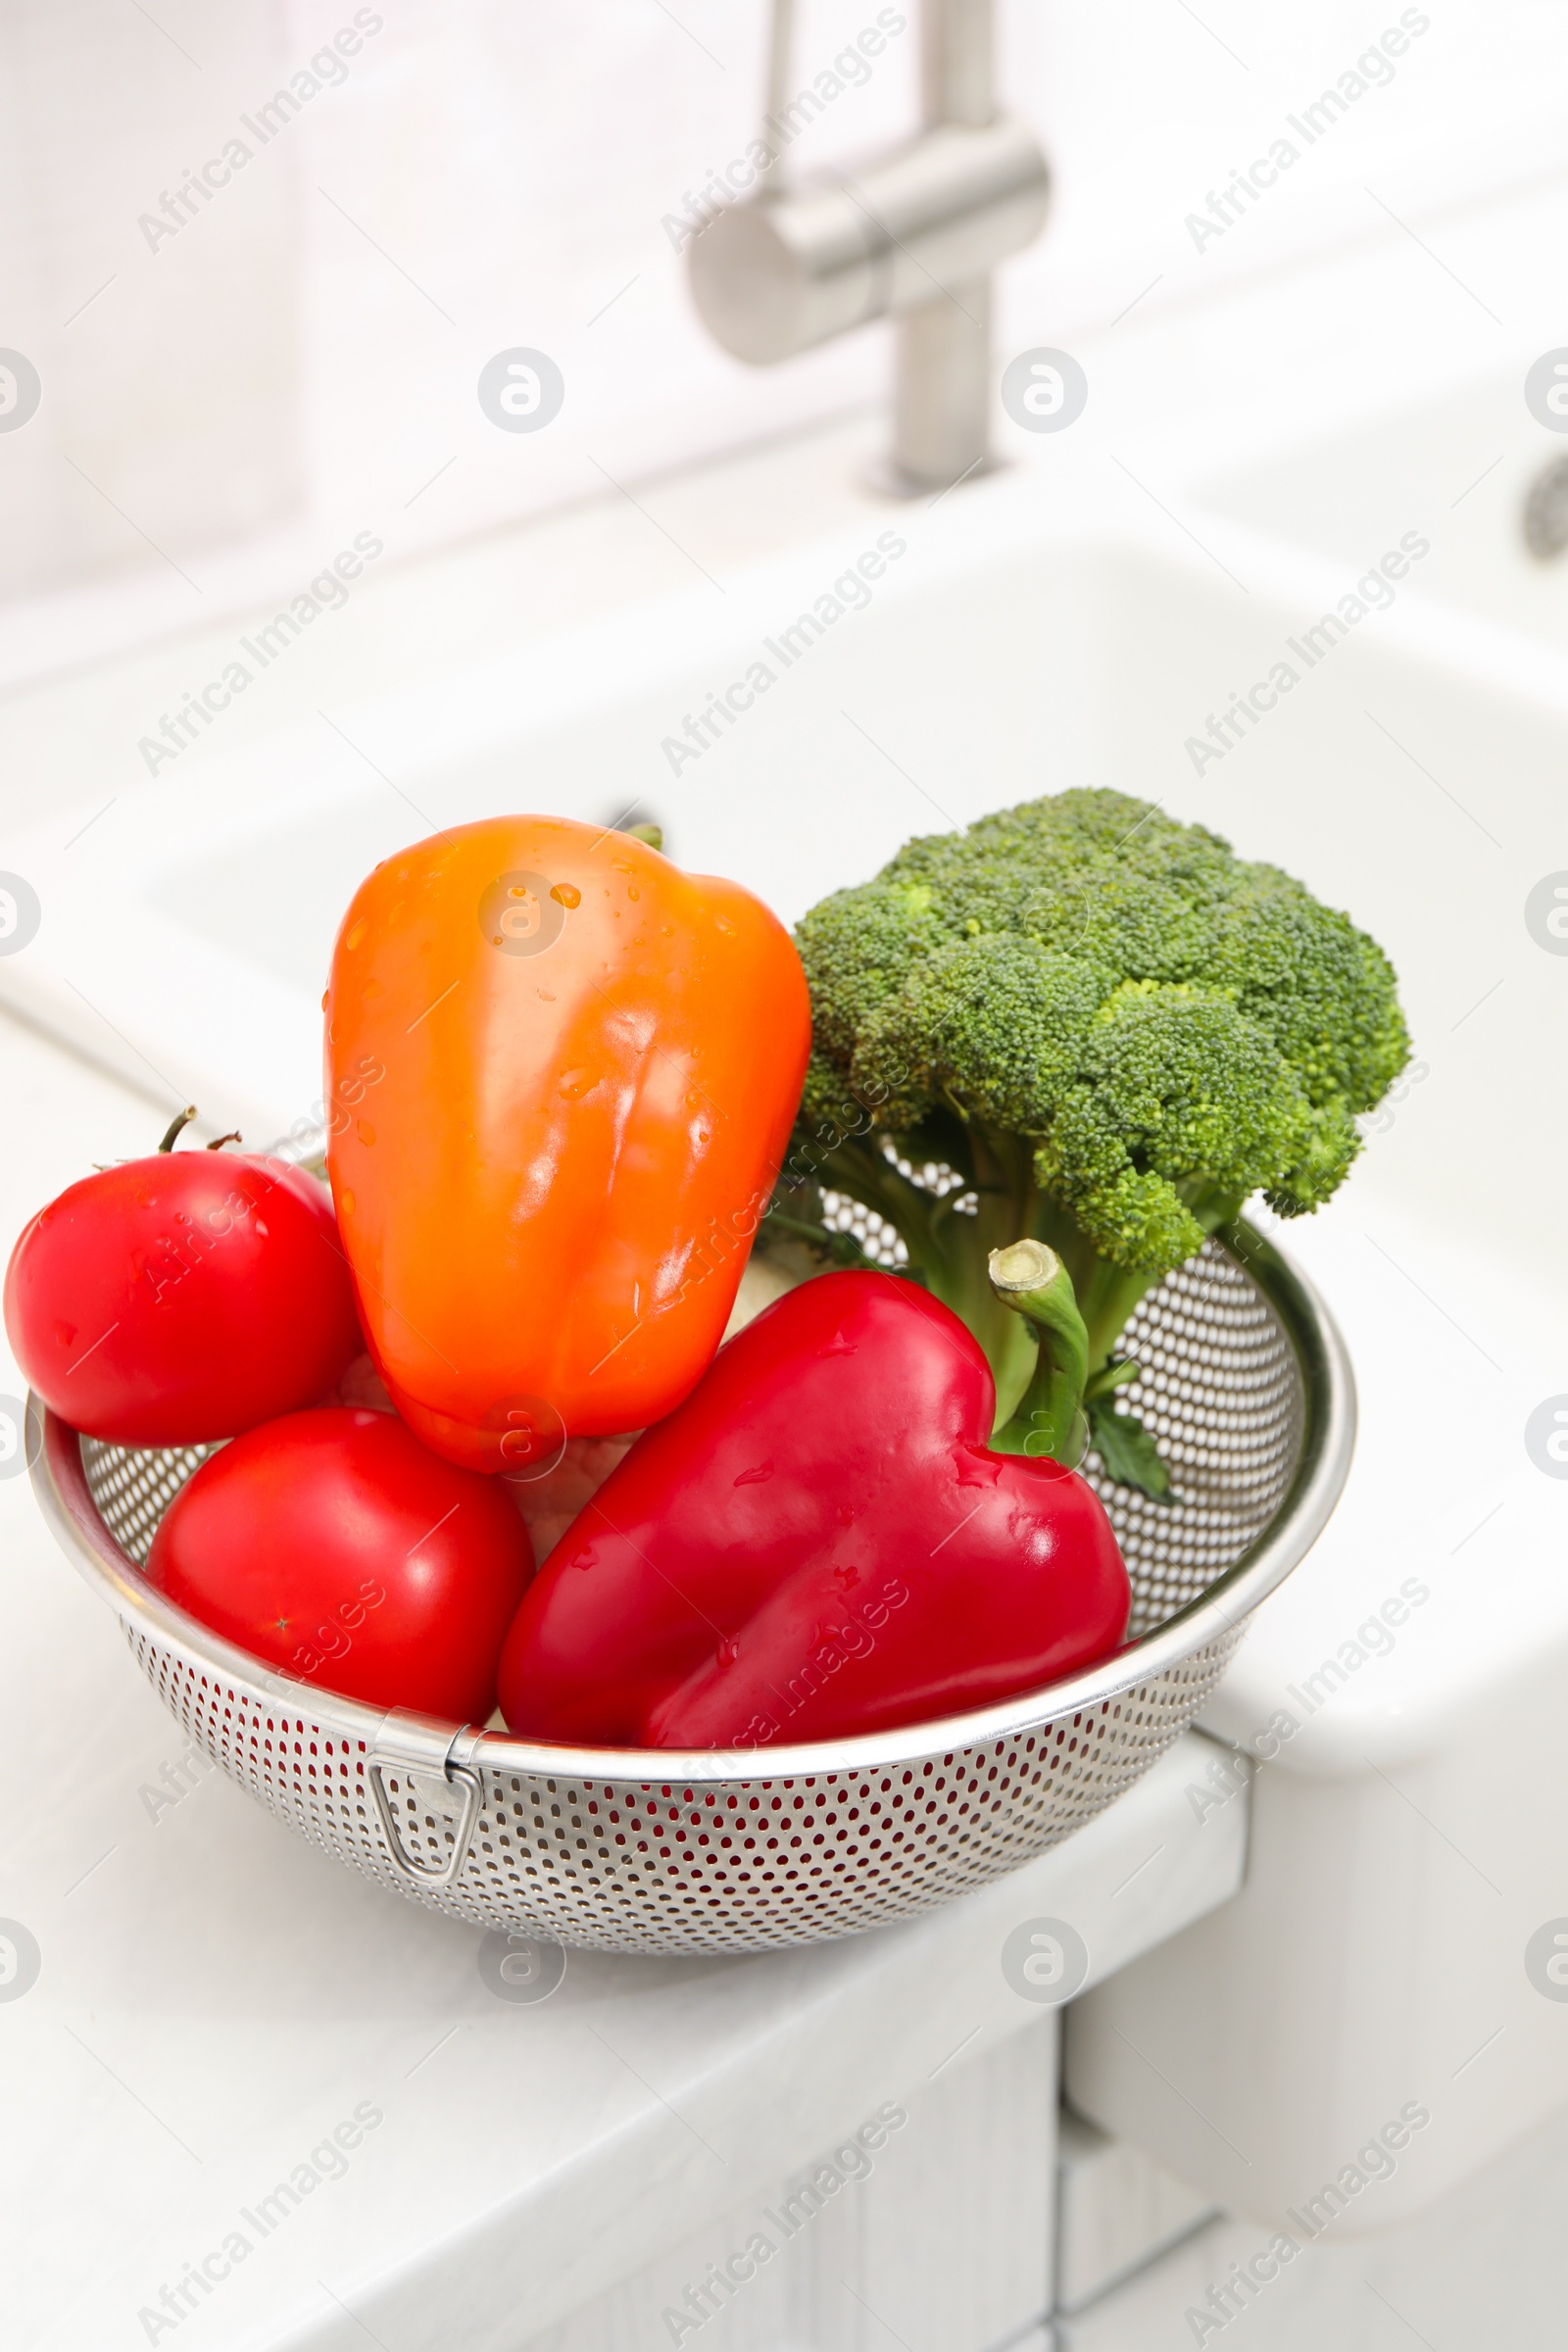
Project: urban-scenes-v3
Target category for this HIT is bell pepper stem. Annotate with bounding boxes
[987,1240,1090,1462]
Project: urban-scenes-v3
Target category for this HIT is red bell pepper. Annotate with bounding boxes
[496,1262,1130,1749]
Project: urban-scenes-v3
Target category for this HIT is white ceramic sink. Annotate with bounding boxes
[4,432,1565,1227]
[1200,362,1568,655]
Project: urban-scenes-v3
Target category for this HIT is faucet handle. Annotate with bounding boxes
[689,110,1046,370]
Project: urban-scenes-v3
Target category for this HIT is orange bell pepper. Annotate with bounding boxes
[323,816,810,1471]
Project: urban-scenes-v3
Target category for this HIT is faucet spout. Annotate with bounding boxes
[686,0,1048,495]
[890,0,997,493]
[922,0,994,129]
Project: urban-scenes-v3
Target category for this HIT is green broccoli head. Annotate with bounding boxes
[794,789,1409,1280]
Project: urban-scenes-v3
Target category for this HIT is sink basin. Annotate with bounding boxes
[1200,361,1568,656]
[3,433,1563,1310]
[4,441,1565,1238]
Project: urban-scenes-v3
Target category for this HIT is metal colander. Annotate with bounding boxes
[28,1223,1352,1956]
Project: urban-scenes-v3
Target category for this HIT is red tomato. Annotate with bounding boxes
[146,1408,533,1721]
[4,1145,362,1445]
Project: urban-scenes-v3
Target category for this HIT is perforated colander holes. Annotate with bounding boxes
[98,1271,1280,1949]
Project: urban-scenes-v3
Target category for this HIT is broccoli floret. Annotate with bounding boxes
[780,790,1408,1421]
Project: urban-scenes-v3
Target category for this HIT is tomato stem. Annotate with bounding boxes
[158,1105,198,1152]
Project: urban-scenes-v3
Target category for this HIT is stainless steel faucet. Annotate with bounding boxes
[688,0,1049,495]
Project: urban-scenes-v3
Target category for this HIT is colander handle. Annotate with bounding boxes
[366,1715,484,1888]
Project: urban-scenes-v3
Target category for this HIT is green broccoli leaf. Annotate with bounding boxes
[1087,1396,1173,1502]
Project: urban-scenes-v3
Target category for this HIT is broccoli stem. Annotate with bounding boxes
[986,1242,1089,1462]
[922,1124,1044,1420]
[795,1121,1253,1432]
[1028,1203,1160,1378]
[799,1119,1104,1411]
